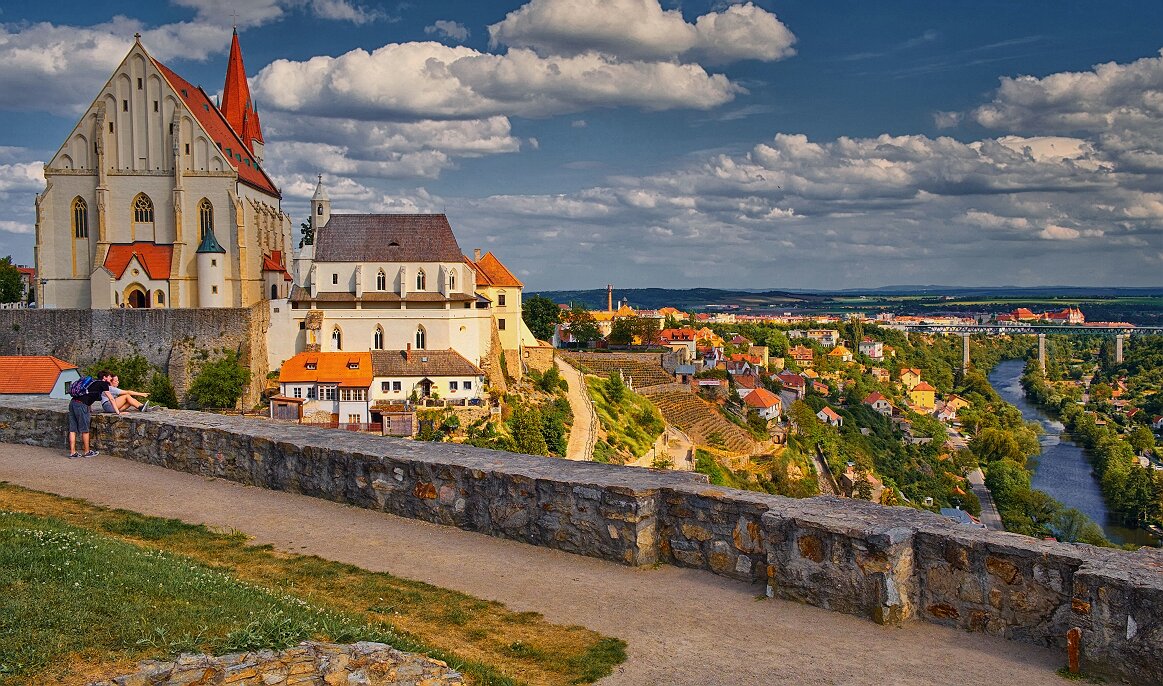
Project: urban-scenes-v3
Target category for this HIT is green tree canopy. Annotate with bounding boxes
[188,352,251,409]
[0,256,22,304]
[522,295,561,341]
[563,304,601,344]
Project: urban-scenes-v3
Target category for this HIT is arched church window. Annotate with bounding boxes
[133,193,154,223]
[331,326,342,351]
[415,326,426,350]
[416,270,426,291]
[448,270,457,292]
[198,198,213,240]
[132,193,154,241]
[155,291,165,306]
[373,326,384,350]
[376,269,386,291]
[72,197,88,238]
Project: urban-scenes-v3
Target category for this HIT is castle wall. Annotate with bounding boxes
[0,397,1158,683]
[0,305,269,406]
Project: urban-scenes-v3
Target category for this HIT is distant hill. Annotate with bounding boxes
[532,288,826,311]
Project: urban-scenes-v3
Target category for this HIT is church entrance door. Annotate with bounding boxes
[126,287,150,309]
[418,378,433,398]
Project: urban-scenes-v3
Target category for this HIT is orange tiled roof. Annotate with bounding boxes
[744,387,781,408]
[279,351,372,387]
[864,392,888,404]
[103,243,173,280]
[473,251,523,288]
[151,57,279,198]
[0,356,76,394]
[911,382,936,392]
[262,250,293,281]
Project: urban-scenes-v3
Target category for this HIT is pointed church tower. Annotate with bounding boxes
[222,29,265,163]
[311,174,331,230]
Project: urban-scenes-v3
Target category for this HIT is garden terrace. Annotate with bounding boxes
[561,352,674,388]
[641,390,756,454]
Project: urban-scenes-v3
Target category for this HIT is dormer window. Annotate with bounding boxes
[347,362,359,369]
[305,362,317,370]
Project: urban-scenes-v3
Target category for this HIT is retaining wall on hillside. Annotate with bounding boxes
[0,397,1158,683]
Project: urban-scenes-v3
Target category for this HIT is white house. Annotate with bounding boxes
[863,391,893,417]
[817,406,843,427]
[273,351,372,424]
[370,348,485,407]
[858,338,883,360]
[744,388,783,421]
[0,356,80,399]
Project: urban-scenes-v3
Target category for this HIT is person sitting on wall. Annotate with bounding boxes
[68,370,114,458]
[101,374,150,414]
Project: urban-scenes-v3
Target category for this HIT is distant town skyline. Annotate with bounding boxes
[1,0,1162,290]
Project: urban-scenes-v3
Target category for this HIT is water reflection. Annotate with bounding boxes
[988,360,1158,547]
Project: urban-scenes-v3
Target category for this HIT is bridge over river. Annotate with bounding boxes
[891,323,1163,373]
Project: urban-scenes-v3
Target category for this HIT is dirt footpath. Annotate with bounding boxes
[556,358,595,461]
[0,443,1067,686]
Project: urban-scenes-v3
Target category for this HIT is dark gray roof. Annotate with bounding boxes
[315,214,463,263]
[371,349,483,378]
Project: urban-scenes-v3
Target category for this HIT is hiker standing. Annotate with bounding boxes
[68,370,114,458]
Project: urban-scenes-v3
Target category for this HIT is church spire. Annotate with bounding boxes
[221,29,264,155]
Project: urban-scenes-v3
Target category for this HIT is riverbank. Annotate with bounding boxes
[990,360,1159,547]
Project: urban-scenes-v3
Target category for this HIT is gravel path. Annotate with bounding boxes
[557,358,595,461]
[0,443,1067,686]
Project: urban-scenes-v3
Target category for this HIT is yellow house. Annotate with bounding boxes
[900,367,923,389]
[945,394,971,412]
[908,382,936,410]
[828,345,853,363]
[467,250,534,372]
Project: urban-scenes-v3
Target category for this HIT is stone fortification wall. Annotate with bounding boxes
[0,305,269,406]
[0,397,1158,684]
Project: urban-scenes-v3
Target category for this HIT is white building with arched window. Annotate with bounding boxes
[35,33,293,309]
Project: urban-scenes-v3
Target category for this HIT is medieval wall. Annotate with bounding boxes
[0,398,1158,684]
[0,305,269,406]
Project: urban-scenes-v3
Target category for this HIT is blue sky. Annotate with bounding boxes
[2,0,1162,290]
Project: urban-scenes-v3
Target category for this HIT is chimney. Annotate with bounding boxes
[607,284,613,312]
[405,343,411,361]
[473,248,482,261]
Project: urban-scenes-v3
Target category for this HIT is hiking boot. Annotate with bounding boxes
[141,400,150,413]
[67,452,80,459]
[82,450,99,458]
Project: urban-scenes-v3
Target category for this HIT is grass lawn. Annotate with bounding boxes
[584,376,665,461]
[0,483,626,686]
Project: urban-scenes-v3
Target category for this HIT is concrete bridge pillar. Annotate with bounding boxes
[1115,334,1124,364]
[1038,333,1046,375]
[961,333,970,375]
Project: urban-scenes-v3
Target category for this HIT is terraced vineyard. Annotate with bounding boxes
[643,390,756,454]
[563,353,674,388]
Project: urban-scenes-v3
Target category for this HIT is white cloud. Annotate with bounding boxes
[0,220,33,235]
[1040,224,1080,240]
[933,110,961,128]
[172,0,385,26]
[425,20,470,42]
[488,0,794,64]
[252,43,741,120]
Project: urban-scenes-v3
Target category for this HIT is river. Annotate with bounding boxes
[988,359,1159,547]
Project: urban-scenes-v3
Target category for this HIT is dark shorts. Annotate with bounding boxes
[68,400,91,433]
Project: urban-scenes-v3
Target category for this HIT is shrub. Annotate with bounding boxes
[188,352,251,409]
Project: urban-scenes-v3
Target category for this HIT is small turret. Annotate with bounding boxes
[311,174,331,231]
[196,226,227,307]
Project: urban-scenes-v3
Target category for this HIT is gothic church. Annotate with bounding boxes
[35,32,292,309]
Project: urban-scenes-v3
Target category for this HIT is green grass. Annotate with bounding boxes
[693,450,751,490]
[585,377,665,460]
[0,483,629,686]
[0,511,397,683]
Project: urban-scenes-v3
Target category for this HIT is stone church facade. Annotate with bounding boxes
[35,32,292,309]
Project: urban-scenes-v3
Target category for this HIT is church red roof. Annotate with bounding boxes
[151,55,279,198]
[262,250,293,281]
[222,30,264,147]
[103,243,173,280]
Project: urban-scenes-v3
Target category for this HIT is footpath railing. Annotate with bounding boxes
[0,397,1159,684]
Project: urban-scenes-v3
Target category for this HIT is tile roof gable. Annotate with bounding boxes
[0,356,77,394]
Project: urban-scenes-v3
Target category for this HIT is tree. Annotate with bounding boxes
[0,256,22,304]
[563,304,601,344]
[1129,425,1156,454]
[970,427,1027,465]
[522,295,561,341]
[511,405,548,456]
[299,216,314,248]
[984,459,1031,504]
[608,318,636,345]
[605,370,625,404]
[188,352,251,409]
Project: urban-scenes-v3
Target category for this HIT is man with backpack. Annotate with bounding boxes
[68,370,115,458]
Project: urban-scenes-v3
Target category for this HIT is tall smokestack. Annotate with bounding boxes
[607,284,613,312]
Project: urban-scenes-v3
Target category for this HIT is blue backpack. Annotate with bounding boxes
[68,375,95,399]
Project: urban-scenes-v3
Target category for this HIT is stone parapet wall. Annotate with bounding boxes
[88,641,462,686]
[0,305,269,406]
[0,397,1158,684]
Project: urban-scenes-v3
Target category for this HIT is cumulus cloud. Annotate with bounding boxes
[487,0,794,64]
[425,20,470,42]
[252,43,740,120]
